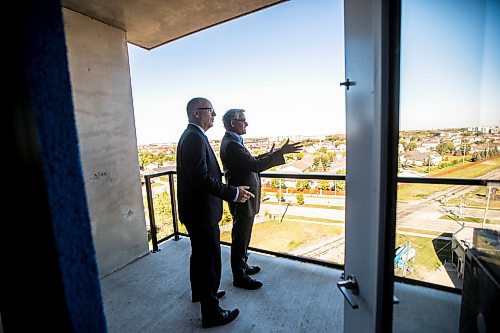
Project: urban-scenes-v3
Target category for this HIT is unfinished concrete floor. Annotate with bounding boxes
[101,237,461,332]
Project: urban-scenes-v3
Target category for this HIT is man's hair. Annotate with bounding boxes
[222,109,245,128]
[186,97,207,118]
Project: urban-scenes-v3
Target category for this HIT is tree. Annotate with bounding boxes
[296,192,305,205]
[138,150,155,168]
[295,179,311,191]
[405,142,417,151]
[271,178,286,189]
[436,142,454,155]
[334,181,346,191]
[318,180,330,190]
[313,154,331,171]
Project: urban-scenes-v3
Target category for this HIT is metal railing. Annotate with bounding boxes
[144,171,346,270]
[144,169,498,293]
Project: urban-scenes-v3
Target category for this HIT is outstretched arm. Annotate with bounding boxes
[225,141,285,173]
[279,138,303,155]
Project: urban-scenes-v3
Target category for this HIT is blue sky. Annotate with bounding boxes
[400,0,500,131]
[129,0,499,145]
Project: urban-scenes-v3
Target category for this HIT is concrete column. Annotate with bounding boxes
[63,9,149,277]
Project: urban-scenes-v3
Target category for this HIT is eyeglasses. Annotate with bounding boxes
[197,107,215,113]
[233,119,247,123]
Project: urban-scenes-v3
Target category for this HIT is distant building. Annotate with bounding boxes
[402,150,442,166]
[421,140,439,150]
[279,159,313,173]
[143,162,159,171]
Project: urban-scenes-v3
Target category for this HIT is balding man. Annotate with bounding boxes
[176,98,254,328]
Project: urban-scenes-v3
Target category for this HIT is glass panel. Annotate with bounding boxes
[399,0,500,180]
[395,183,500,288]
[220,176,346,265]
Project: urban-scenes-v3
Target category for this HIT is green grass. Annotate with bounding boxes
[398,183,452,202]
[221,219,343,253]
[439,214,499,224]
[398,228,451,237]
[284,215,344,224]
[398,157,500,202]
[395,234,452,280]
[446,186,500,210]
[409,155,470,175]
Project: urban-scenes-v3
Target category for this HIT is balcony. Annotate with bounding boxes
[101,237,460,332]
[102,170,500,332]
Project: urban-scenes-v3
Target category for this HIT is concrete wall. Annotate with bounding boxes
[63,9,149,277]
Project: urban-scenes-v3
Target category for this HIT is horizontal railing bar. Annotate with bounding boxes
[144,170,346,181]
[397,177,494,186]
[156,232,177,245]
[394,276,462,295]
[260,172,346,180]
[145,170,497,185]
[144,170,176,179]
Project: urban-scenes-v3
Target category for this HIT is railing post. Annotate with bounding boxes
[145,175,159,252]
[168,173,180,241]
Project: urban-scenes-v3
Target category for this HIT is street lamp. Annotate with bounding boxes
[462,142,467,166]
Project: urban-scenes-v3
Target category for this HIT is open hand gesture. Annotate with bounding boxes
[280,138,303,154]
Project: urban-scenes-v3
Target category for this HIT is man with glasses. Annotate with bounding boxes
[220,109,302,290]
[177,98,255,328]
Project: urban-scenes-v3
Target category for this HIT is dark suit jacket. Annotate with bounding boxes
[177,124,237,226]
[220,132,285,216]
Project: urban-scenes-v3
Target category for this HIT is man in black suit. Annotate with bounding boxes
[220,109,302,290]
[176,98,255,328]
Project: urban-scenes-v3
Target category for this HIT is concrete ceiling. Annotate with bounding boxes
[62,0,286,50]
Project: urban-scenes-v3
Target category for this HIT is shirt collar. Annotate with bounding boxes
[227,131,243,145]
[189,122,206,135]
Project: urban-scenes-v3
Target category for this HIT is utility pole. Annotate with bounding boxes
[462,142,467,166]
[482,186,491,228]
[458,196,464,219]
[428,152,431,176]
[278,178,282,206]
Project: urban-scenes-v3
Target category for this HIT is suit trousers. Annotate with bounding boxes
[231,210,255,280]
[185,222,222,316]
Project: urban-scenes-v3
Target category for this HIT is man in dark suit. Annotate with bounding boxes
[220,109,302,290]
[176,98,255,328]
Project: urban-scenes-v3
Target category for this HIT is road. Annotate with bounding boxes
[262,167,500,265]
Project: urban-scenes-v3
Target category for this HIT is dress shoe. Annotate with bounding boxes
[192,290,226,303]
[233,276,263,290]
[201,308,240,328]
[246,265,261,275]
